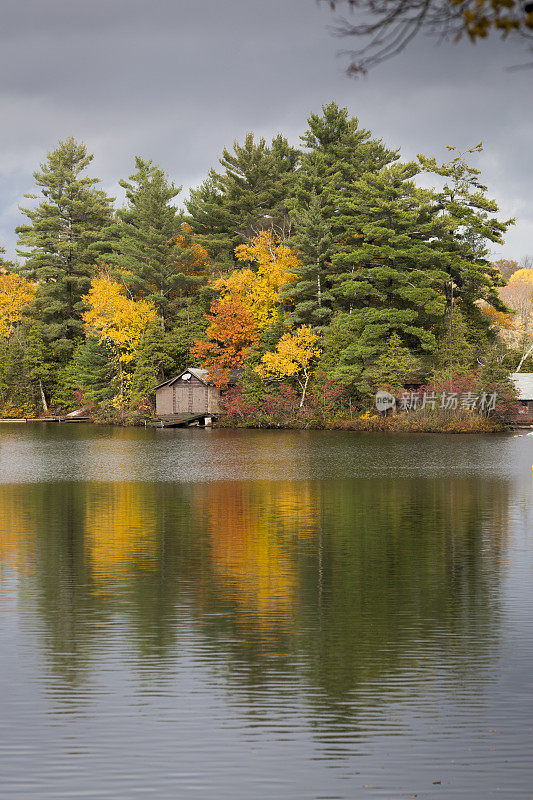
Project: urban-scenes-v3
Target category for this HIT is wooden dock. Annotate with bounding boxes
[0,416,93,424]
[148,413,214,428]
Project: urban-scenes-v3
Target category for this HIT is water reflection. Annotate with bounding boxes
[0,477,508,696]
[3,452,531,799]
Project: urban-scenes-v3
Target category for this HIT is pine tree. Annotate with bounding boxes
[16,138,114,363]
[432,304,474,375]
[286,103,399,329]
[53,336,118,409]
[186,133,299,265]
[418,145,512,312]
[328,162,448,389]
[106,157,201,327]
[363,334,421,394]
[283,192,335,330]
[0,245,15,272]
[294,102,398,221]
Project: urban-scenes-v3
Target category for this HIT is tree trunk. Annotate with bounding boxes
[39,380,49,413]
[516,344,533,373]
[299,373,310,408]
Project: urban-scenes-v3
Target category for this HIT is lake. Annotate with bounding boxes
[1,424,533,799]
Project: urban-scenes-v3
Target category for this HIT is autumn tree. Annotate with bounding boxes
[496,269,533,370]
[0,272,35,340]
[214,230,300,329]
[326,0,533,74]
[16,137,114,363]
[192,298,259,388]
[256,325,322,407]
[83,272,158,401]
[495,258,519,282]
[0,271,37,412]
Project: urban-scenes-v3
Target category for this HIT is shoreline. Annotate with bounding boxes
[0,416,514,434]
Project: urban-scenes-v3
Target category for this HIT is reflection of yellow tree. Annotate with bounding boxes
[0,486,35,585]
[84,483,157,594]
[192,481,319,629]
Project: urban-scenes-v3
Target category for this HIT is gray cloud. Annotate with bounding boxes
[0,0,531,261]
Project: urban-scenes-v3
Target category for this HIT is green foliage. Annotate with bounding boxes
[418,145,512,313]
[284,192,335,330]
[295,102,398,216]
[16,137,114,364]
[362,334,421,394]
[105,157,197,327]
[186,133,299,266]
[324,163,448,390]
[2,121,520,422]
[70,336,118,406]
[432,304,474,374]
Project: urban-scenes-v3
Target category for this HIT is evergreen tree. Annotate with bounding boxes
[186,133,299,265]
[0,245,15,271]
[106,157,202,327]
[327,162,448,389]
[294,102,398,220]
[418,145,512,313]
[432,304,474,375]
[16,137,114,364]
[286,103,399,329]
[283,192,335,330]
[66,336,118,406]
[20,318,56,411]
[363,333,421,394]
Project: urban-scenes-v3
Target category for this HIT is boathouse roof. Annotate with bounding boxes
[153,368,211,391]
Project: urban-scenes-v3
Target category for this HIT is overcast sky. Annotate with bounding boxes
[0,0,531,261]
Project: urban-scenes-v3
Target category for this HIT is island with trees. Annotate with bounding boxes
[0,103,528,431]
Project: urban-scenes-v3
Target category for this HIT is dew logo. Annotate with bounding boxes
[375,390,396,412]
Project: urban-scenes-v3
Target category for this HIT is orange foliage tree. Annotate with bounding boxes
[214,230,300,329]
[192,297,259,388]
[172,223,211,273]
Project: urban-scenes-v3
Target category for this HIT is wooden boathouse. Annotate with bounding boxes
[511,373,533,426]
[153,368,220,425]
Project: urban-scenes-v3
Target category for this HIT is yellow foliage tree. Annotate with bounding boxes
[0,272,35,339]
[493,271,533,368]
[479,302,517,332]
[83,273,157,400]
[255,325,322,407]
[215,231,301,329]
[508,269,533,288]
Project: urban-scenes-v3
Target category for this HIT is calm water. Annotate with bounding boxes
[1,425,533,799]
